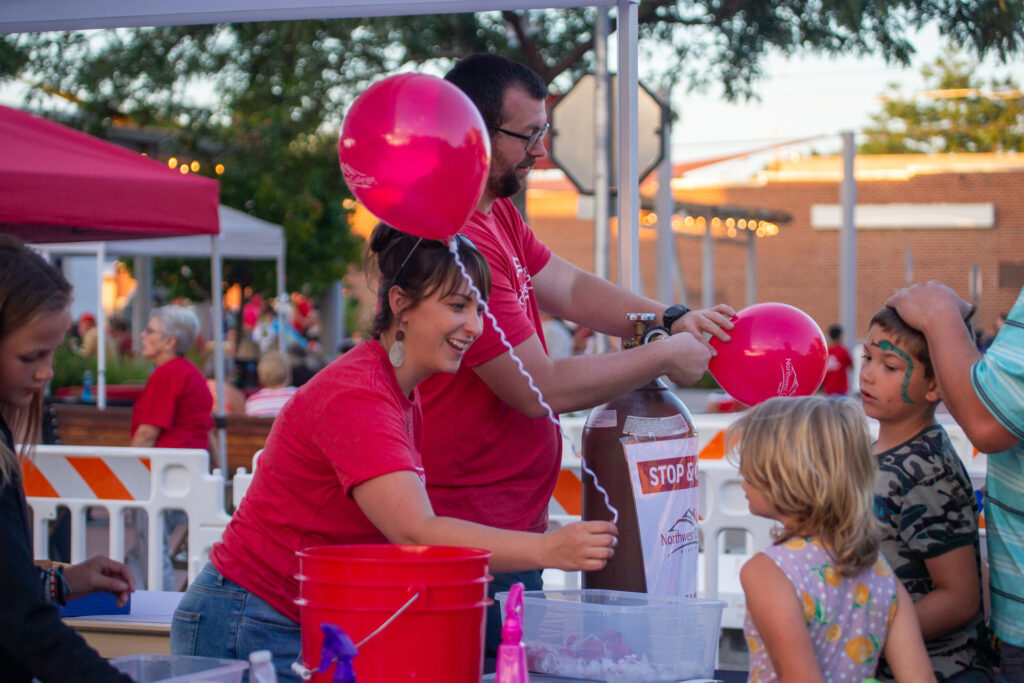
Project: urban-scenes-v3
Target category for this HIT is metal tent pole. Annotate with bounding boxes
[593,5,610,353]
[840,131,857,343]
[616,0,640,293]
[97,243,107,410]
[210,235,227,473]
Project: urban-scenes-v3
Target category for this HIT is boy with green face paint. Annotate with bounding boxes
[861,307,992,681]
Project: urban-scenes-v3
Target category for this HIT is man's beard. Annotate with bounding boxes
[488,166,524,199]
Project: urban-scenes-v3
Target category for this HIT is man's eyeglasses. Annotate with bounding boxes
[489,122,549,151]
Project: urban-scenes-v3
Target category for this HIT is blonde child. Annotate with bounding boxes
[732,395,934,683]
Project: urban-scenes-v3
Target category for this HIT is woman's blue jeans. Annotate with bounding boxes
[170,562,302,682]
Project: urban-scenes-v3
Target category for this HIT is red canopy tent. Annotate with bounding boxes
[0,104,229,465]
[0,104,219,242]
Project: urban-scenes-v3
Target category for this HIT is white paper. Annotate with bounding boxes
[624,437,700,597]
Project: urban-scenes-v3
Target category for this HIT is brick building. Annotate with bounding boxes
[527,153,1024,342]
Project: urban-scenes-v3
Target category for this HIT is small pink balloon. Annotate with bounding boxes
[708,302,828,407]
[338,73,490,240]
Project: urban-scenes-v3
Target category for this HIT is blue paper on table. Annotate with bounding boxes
[60,592,131,617]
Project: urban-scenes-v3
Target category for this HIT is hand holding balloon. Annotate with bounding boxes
[663,333,713,387]
[338,73,490,241]
[707,303,828,407]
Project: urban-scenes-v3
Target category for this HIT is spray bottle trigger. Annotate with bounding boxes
[317,623,358,682]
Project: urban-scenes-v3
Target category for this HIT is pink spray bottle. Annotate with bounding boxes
[494,582,529,683]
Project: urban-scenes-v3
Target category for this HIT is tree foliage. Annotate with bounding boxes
[1,3,1021,294]
[860,51,1023,154]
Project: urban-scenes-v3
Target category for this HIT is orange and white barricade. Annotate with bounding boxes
[23,445,231,590]
[231,451,260,509]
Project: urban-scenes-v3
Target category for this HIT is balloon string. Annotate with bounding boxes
[448,239,619,525]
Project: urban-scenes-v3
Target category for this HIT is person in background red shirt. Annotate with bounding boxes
[824,323,854,395]
[290,290,313,336]
[127,305,212,589]
[131,306,212,449]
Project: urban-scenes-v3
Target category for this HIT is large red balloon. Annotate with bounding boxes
[338,73,490,240]
[708,303,828,407]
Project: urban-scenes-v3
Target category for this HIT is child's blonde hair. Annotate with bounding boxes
[727,395,880,576]
[257,351,291,388]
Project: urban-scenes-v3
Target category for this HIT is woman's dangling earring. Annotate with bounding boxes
[389,328,406,368]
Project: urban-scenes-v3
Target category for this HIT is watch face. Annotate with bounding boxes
[664,305,690,331]
[666,305,687,317]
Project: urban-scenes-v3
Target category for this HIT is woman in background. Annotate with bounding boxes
[127,304,212,590]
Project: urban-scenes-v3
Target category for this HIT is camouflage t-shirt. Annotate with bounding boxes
[874,423,992,681]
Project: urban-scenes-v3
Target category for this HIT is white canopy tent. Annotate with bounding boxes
[102,205,286,262]
[35,205,286,471]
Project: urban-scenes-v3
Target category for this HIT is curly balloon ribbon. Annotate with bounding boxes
[448,238,619,525]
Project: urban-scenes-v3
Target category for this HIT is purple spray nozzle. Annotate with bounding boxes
[317,623,358,683]
[501,582,525,642]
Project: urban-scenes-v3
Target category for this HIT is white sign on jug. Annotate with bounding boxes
[624,437,699,597]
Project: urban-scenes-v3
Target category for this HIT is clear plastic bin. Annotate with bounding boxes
[496,589,724,683]
[110,654,248,683]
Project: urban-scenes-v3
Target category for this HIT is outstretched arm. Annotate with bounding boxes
[887,281,1017,453]
[533,253,735,346]
[473,330,711,417]
[353,471,617,574]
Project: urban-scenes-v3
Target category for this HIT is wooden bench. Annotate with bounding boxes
[221,414,275,472]
[49,403,274,475]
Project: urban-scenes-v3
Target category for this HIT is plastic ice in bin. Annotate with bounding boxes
[110,654,248,683]
[495,589,725,683]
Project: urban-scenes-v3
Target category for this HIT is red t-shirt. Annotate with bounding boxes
[418,198,559,534]
[211,341,423,621]
[823,343,854,395]
[130,356,213,449]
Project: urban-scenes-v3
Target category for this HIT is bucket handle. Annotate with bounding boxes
[355,588,421,648]
[292,588,422,680]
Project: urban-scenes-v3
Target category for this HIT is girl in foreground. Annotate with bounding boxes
[0,236,134,682]
[732,395,934,683]
[171,224,618,680]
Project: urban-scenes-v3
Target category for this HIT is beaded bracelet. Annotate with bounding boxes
[40,567,71,606]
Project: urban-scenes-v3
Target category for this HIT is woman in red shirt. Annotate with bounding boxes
[171,224,618,680]
[127,304,212,589]
[131,305,212,449]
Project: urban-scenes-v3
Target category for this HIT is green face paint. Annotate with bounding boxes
[876,339,916,404]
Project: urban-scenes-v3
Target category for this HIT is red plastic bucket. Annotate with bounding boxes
[297,544,491,582]
[296,575,490,608]
[296,545,492,683]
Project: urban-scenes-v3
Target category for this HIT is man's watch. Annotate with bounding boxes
[662,304,691,332]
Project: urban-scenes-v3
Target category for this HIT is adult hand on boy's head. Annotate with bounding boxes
[886,281,972,334]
